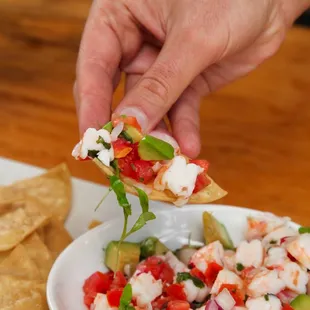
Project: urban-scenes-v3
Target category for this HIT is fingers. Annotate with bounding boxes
[76,0,141,134]
[169,87,201,158]
[114,35,207,133]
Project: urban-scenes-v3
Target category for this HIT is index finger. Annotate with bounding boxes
[76,0,122,134]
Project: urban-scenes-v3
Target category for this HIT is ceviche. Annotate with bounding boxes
[82,211,310,310]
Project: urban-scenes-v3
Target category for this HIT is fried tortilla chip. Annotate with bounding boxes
[88,219,103,230]
[0,199,24,216]
[43,217,73,259]
[0,249,11,263]
[0,244,41,280]
[94,158,227,206]
[0,275,45,309]
[0,163,71,222]
[0,199,50,251]
[22,233,54,281]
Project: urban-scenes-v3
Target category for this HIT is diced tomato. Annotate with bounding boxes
[282,305,294,310]
[112,138,132,159]
[190,268,205,282]
[189,159,209,171]
[167,300,190,310]
[137,256,174,283]
[165,284,187,301]
[133,160,155,183]
[240,266,256,280]
[113,116,142,132]
[152,297,171,310]
[83,271,114,295]
[83,291,97,308]
[107,288,123,307]
[204,262,223,287]
[219,284,245,306]
[110,271,127,290]
[193,173,211,193]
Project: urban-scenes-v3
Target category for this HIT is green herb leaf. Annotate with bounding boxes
[299,226,310,234]
[269,240,277,244]
[264,294,269,301]
[134,187,149,213]
[119,284,134,310]
[176,272,205,288]
[120,131,133,143]
[87,150,99,158]
[95,188,112,211]
[102,121,113,133]
[110,175,131,217]
[96,136,111,149]
[236,263,244,271]
[126,212,156,238]
[111,160,120,177]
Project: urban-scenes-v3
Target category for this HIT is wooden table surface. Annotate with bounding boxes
[0,0,309,225]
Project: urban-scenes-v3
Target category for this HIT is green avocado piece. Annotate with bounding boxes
[140,237,169,258]
[202,211,234,250]
[102,121,113,133]
[291,294,310,310]
[105,241,140,272]
[124,125,143,143]
[138,135,174,161]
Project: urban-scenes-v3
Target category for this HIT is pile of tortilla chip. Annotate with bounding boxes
[0,163,73,310]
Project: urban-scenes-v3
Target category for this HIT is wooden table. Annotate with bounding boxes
[0,0,309,225]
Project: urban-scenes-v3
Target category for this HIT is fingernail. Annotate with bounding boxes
[115,107,148,132]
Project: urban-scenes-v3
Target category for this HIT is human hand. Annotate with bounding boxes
[75,0,309,158]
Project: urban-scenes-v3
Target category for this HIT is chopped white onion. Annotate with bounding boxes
[72,141,82,159]
[215,288,236,310]
[111,122,124,142]
[152,162,162,173]
[205,300,222,310]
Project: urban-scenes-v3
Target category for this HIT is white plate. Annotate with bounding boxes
[46,204,299,310]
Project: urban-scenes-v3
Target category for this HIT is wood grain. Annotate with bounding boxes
[0,0,309,225]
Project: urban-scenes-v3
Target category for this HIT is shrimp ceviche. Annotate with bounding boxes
[82,211,310,310]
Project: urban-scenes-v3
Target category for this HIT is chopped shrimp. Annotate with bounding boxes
[235,240,264,268]
[285,233,310,269]
[246,268,285,297]
[165,251,189,273]
[264,247,288,270]
[93,294,117,310]
[211,269,243,294]
[190,241,224,273]
[262,226,298,248]
[246,295,282,310]
[223,250,236,271]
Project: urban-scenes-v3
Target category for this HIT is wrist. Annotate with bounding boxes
[280,0,310,27]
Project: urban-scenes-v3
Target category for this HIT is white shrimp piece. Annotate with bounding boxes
[246,213,290,240]
[93,294,117,310]
[223,250,236,271]
[279,261,308,294]
[285,233,310,269]
[262,226,298,247]
[196,285,210,302]
[211,269,243,295]
[246,268,285,297]
[246,295,282,310]
[235,240,263,268]
[130,272,162,307]
[182,280,204,303]
[307,272,310,294]
[190,241,224,273]
[165,251,189,274]
[264,247,288,269]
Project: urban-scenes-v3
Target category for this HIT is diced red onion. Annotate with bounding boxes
[215,288,236,310]
[111,122,124,141]
[205,300,222,310]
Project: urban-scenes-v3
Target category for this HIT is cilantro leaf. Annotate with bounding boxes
[96,136,111,149]
[120,131,133,143]
[134,187,149,213]
[299,226,310,234]
[111,159,120,177]
[110,175,131,217]
[126,212,156,238]
[119,284,134,310]
[176,272,205,288]
[236,263,244,271]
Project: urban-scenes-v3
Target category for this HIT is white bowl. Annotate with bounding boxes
[46,204,299,310]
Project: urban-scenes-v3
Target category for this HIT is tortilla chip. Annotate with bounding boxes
[0,199,24,216]
[43,217,72,259]
[0,244,41,280]
[0,199,50,251]
[88,219,103,230]
[36,227,45,243]
[22,233,54,281]
[0,250,11,263]
[0,163,71,222]
[0,275,45,309]
[94,158,227,205]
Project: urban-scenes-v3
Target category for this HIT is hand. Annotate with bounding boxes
[75,0,309,158]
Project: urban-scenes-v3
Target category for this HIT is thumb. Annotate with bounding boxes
[114,35,207,132]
